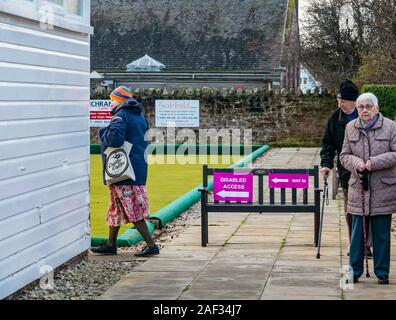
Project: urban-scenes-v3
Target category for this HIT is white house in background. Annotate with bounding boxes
[127,54,166,72]
[0,0,93,299]
[300,64,321,94]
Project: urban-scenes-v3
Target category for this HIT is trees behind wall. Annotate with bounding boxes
[301,0,396,89]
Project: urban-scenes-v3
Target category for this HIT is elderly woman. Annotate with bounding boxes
[91,86,159,257]
[340,92,396,285]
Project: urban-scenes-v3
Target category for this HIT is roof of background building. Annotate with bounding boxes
[127,54,166,71]
[91,0,290,71]
[90,71,104,79]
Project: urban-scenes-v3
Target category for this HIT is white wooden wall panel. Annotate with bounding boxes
[0,83,89,101]
[0,146,89,181]
[0,102,88,121]
[0,236,90,299]
[0,192,89,242]
[0,263,39,299]
[0,132,88,160]
[0,43,90,71]
[0,208,40,242]
[0,117,89,141]
[0,207,89,262]
[0,177,88,221]
[0,62,89,86]
[42,236,91,279]
[0,162,89,201]
[0,22,90,56]
[39,191,90,223]
[0,222,88,281]
[0,5,92,299]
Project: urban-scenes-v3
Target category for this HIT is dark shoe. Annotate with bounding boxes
[347,251,350,256]
[367,247,373,259]
[378,276,389,285]
[134,244,160,257]
[91,244,117,255]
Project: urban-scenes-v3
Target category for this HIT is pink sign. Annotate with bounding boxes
[268,173,309,189]
[213,172,253,202]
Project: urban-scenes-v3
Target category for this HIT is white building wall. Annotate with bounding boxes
[300,65,320,94]
[0,1,92,299]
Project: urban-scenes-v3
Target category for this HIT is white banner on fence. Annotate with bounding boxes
[90,100,112,127]
[155,100,200,128]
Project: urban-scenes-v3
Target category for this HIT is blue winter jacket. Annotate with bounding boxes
[99,99,149,186]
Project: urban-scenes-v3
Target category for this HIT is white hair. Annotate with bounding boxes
[356,92,379,107]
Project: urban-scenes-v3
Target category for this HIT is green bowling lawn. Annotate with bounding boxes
[90,154,243,237]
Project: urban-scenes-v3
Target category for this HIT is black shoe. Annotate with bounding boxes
[378,276,389,285]
[347,251,350,256]
[367,247,373,259]
[91,244,117,255]
[134,244,160,257]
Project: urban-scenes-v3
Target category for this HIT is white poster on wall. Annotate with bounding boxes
[155,100,200,127]
[90,100,112,127]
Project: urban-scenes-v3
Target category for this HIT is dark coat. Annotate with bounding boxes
[320,108,357,187]
[100,99,149,186]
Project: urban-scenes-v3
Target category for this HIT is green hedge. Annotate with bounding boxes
[361,85,396,119]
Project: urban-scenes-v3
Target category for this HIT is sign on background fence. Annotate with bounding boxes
[90,100,112,127]
[155,100,200,128]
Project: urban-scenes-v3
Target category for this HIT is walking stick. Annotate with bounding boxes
[316,175,329,259]
[359,170,370,278]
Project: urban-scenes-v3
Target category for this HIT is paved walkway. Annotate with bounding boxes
[99,148,396,300]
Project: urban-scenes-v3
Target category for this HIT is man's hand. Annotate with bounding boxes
[320,167,331,177]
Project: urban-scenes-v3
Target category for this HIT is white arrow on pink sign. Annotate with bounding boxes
[213,172,253,202]
[268,173,309,189]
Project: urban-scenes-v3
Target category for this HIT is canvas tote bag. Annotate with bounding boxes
[104,141,136,185]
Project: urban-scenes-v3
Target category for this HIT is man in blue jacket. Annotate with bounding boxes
[91,86,159,257]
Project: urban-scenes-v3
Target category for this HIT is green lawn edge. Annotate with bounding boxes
[90,145,270,247]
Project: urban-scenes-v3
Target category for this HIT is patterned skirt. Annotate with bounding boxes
[106,185,150,227]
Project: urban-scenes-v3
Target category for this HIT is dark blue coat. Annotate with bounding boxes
[99,99,149,186]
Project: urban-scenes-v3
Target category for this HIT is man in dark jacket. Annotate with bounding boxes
[320,80,364,245]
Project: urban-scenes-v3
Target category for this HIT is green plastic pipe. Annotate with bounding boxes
[90,221,155,247]
[90,145,269,247]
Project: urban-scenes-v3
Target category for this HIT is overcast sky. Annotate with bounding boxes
[299,0,312,34]
[299,0,311,18]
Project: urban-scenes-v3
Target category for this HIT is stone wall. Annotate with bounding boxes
[90,88,337,146]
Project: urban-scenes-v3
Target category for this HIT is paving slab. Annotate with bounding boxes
[133,259,209,272]
[267,273,340,287]
[227,235,285,244]
[99,272,194,300]
[179,289,262,300]
[261,285,340,298]
[261,294,339,300]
